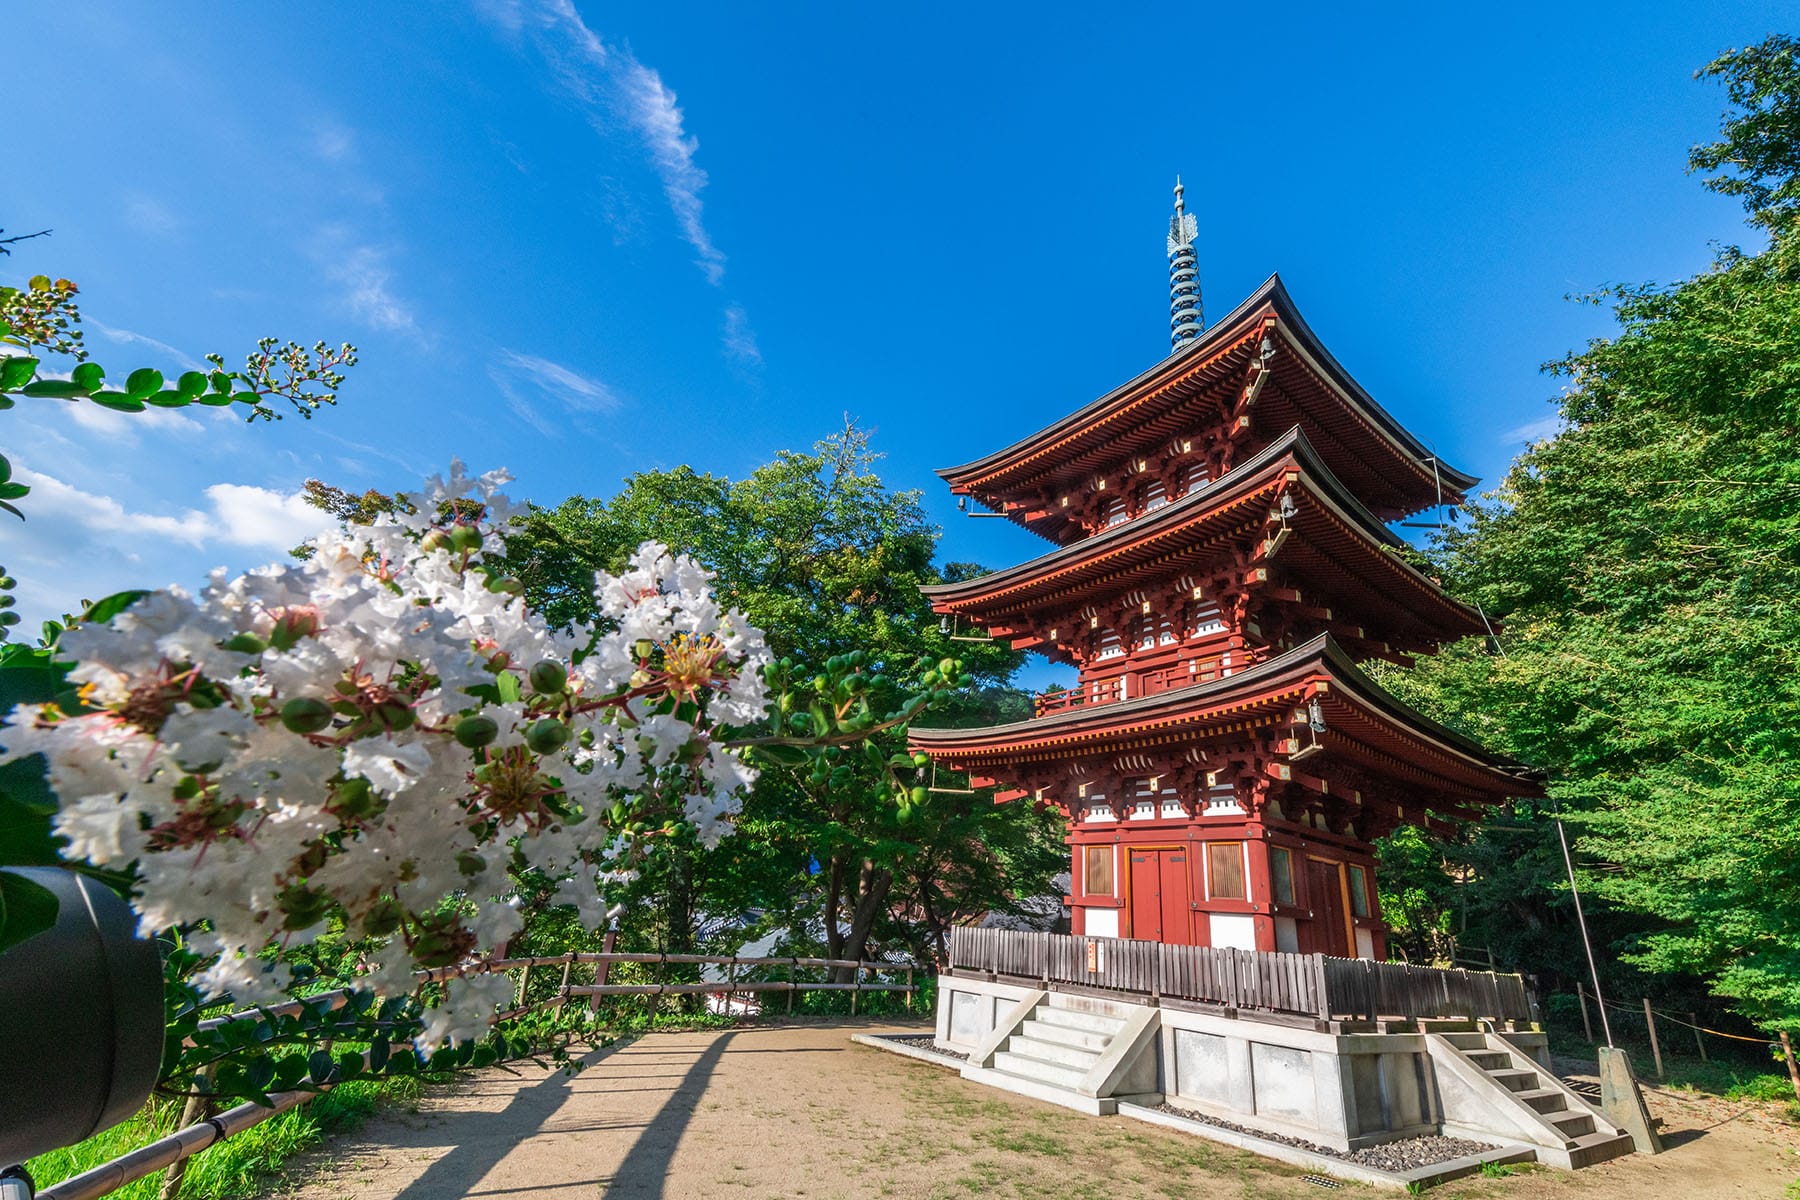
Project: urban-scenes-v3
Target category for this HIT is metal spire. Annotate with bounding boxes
[1167,176,1203,352]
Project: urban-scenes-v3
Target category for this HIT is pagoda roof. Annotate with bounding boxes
[909,634,1540,809]
[922,426,1486,652]
[939,275,1478,538]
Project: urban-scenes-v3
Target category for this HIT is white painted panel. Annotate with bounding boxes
[1354,927,1375,960]
[1086,908,1119,938]
[1274,917,1299,954]
[1209,913,1257,951]
[1174,1029,1230,1104]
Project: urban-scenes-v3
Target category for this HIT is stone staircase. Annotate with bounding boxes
[962,992,1159,1115]
[1432,1030,1636,1169]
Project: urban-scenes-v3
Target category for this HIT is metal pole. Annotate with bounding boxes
[1577,981,1594,1044]
[1555,815,1613,1046]
[1690,1013,1707,1062]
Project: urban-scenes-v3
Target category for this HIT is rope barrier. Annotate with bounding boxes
[1591,993,1775,1045]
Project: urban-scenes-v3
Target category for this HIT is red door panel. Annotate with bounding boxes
[1129,851,1161,941]
[1159,850,1191,946]
[1308,858,1350,957]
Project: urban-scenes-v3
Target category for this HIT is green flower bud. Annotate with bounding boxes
[419,529,453,554]
[280,697,335,734]
[448,524,482,553]
[454,715,500,748]
[526,718,571,755]
[528,659,567,695]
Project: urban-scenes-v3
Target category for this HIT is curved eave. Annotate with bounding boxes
[910,634,1539,802]
[923,426,1485,643]
[937,275,1477,533]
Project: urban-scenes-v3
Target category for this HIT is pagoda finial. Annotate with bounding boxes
[1167,175,1203,352]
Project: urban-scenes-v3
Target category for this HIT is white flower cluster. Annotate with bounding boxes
[0,462,771,1048]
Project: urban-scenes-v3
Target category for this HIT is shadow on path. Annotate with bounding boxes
[388,1039,631,1200]
[603,1032,736,1198]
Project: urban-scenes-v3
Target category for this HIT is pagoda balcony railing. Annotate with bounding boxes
[1032,650,1251,718]
[946,927,1537,1025]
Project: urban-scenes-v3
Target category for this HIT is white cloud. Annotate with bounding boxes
[314,229,419,335]
[3,468,332,627]
[1500,415,1562,446]
[722,305,761,367]
[313,121,356,163]
[124,194,180,237]
[489,349,620,436]
[88,320,208,373]
[497,0,728,286]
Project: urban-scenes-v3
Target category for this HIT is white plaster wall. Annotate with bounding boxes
[1086,908,1120,938]
[1354,927,1376,959]
[1252,1042,1319,1125]
[1274,916,1299,953]
[1209,913,1256,950]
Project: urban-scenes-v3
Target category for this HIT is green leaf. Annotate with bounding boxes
[20,380,85,399]
[79,590,149,627]
[176,371,208,399]
[0,357,38,391]
[124,367,163,398]
[272,1054,309,1090]
[0,484,28,501]
[194,391,236,407]
[209,371,233,395]
[368,1037,390,1072]
[0,872,60,954]
[146,390,191,408]
[88,392,146,413]
[245,1055,276,1092]
[70,362,104,393]
[494,671,522,704]
[308,1049,337,1084]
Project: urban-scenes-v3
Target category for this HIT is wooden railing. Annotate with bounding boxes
[1031,651,1244,718]
[947,927,1533,1024]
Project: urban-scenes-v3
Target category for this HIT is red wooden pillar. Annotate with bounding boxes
[1245,828,1277,953]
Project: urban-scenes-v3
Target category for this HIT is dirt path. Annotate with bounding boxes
[277,1020,1799,1200]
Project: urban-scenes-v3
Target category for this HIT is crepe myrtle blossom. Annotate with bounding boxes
[0,462,773,1049]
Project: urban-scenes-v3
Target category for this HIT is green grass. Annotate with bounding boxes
[25,1075,424,1200]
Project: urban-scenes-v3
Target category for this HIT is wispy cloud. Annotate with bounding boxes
[494,0,727,286]
[88,320,207,373]
[313,228,419,335]
[1500,415,1561,446]
[489,348,621,436]
[722,305,761,367]
[124,194,180,237]
[312,120,356,163]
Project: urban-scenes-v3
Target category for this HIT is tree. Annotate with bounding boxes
[1382,34,1800,1034]
[497,423,1065,973]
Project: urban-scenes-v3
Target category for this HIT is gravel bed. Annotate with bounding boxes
[1153,1104,1496,1170]
[884,1034,967,1061]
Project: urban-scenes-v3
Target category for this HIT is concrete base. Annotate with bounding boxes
[1599,1045,1664,1154]
[934,972,1635,1171]
[1119,1102,1540,1191]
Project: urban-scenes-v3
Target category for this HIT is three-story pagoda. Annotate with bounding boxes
[911,182,1539,960]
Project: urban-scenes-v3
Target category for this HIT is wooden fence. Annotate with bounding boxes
[947,927,1533,1024]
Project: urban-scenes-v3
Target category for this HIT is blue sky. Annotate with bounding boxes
[0,2,1786,684]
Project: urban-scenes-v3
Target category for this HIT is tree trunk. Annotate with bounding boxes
[833,863,892,981]
[824,855,846,963]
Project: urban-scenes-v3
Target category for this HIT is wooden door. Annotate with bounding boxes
[1128,849,1161,940]
[1159,849,1192,945]
[1128,848,1192,944]
[1308,857,1351,957]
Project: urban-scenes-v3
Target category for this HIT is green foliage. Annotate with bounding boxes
[495,422,1064,972]
[0,260,357,518]
[1690,35,1800,234]
[1384,36,1800,1034]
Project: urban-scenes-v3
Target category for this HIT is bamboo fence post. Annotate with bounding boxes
[1644,998,1665,1079]
[518,961,534,1009]
[906,966,914,1011]
[850,963,859,1017]
[1780,1031,1800,1102]
[1690,1013,1707,1061]
[157,1067,216,1200]
[1576,981,1593,1043]
[725,956,737,1017]
[786,958,795,1015]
